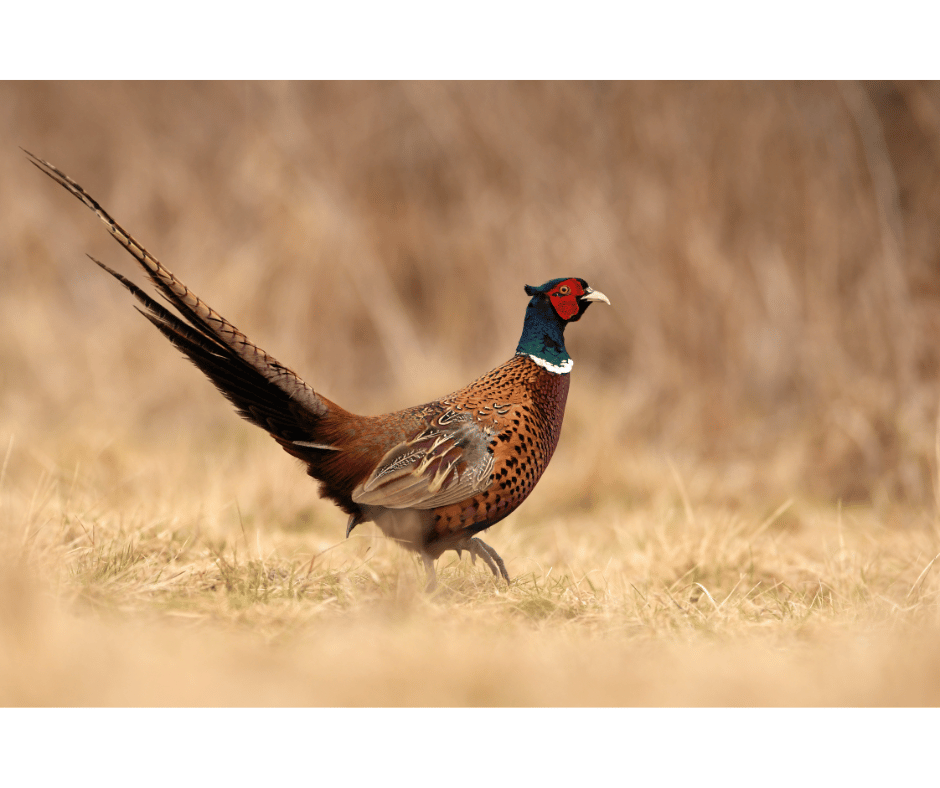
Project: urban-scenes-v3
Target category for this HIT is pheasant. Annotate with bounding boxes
[27,151,609,588]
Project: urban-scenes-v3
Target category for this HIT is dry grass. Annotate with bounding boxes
[3,425,940,706]
[3,82,940,706]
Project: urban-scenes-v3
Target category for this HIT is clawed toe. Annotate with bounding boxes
[420,538,511,589]
[460,537,510,585]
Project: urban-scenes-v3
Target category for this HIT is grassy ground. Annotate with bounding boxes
[3,82,940,706]
[3,422,939,706]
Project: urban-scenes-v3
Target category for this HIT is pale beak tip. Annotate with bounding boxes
[583,288,611,306]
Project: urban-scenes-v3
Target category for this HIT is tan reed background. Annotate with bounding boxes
[1,82,939,705]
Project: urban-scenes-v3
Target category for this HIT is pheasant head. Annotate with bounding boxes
[515,277,610,374]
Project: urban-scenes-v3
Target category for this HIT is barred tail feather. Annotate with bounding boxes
[24,150,327,419]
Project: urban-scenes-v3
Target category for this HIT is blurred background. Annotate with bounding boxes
[2,81,940,513]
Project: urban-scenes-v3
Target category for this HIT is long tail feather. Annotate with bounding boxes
[24,149,327,418]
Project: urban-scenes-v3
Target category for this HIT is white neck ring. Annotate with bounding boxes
[524,354,573,375]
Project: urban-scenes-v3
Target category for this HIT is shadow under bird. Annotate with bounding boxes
[27,151,610,589]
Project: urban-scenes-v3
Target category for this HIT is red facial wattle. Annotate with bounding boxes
[547,278,585,321]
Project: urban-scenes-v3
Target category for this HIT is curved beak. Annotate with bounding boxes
[581,287,610,306]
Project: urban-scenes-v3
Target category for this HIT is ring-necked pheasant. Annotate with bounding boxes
[27,151,610,588]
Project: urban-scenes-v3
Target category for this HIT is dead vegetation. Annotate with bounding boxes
[2,82,940,705]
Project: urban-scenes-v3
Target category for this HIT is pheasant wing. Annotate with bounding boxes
[352,413,495,509]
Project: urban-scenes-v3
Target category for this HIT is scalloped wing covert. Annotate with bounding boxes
[352,410,496,509]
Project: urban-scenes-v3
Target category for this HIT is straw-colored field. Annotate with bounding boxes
[2,82,940,705]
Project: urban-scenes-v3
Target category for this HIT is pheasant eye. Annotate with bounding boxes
[558,285,570,295]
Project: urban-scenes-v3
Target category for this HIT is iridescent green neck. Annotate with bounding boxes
[515,298,572,374]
